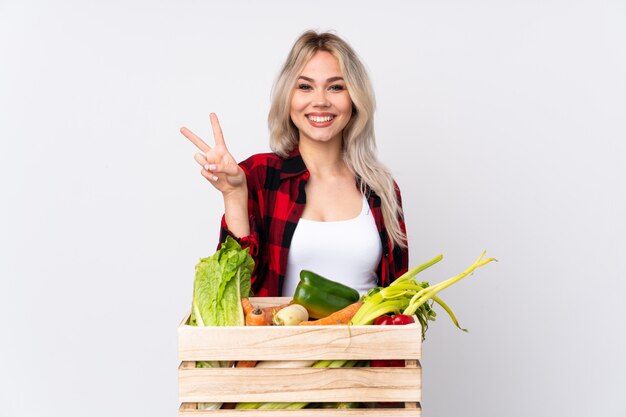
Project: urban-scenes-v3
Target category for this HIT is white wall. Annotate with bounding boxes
[1,1,624,415]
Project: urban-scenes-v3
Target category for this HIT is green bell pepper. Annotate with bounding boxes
[292,270,360,319]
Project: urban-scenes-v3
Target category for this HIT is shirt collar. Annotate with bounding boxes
[280,148,378,200]
[280,147,309,180]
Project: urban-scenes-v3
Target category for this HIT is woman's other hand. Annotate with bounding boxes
[180,113,246,197]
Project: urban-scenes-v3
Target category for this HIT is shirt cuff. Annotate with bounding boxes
[220,214,259,257]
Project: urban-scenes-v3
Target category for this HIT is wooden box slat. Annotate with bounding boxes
[179,297,421,362]
[179,323,421,361]
[179,366,421,403]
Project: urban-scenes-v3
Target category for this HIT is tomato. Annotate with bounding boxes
[373,314,414,326]
[370,313,413,408]
[373,315,394,325]
[371,314,414,369]
[371,359,405,367]
[391,314,415,325]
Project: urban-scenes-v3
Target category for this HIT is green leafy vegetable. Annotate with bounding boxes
[189,236,254,410]
[190,236,254,327]
[350,251,496,340]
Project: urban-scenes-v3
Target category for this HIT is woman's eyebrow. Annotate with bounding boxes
[298,75,345,83]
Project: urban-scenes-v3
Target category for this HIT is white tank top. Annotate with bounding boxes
[282,196,383,297]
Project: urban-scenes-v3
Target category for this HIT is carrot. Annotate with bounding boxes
[298,301,363,326]
[246,307,270,326]
[235,360,257,367]
[261,304,289,323]
[262,303,290,313]
[243,299,290,325]
[241,298,255,316]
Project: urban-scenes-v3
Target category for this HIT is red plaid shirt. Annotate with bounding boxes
[219,147,409,296]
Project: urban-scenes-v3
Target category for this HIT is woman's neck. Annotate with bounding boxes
[298,136,346,177]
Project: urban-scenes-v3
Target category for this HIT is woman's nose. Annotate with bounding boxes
[313,89,330,107]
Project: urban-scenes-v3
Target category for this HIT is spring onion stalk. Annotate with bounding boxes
[350,251,496,340]
[257,402,309,410]
[403,251,496,316]
[349,255,443,325]
[254,360,316,368]
[234,403,260,409]
[392,254,443,285]
[431,295,465,332]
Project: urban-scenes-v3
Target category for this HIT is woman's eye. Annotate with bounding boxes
[298,84,312,90]
[329,84,345,91]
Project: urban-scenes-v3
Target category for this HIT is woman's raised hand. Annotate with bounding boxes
[180,113,246,196]
[181,113,250,237]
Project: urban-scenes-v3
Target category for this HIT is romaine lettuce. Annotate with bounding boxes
[190,236,254,327]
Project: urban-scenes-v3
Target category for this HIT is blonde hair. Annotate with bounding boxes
[268,30,407,249]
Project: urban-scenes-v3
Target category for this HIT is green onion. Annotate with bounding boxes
[351,251,496,340]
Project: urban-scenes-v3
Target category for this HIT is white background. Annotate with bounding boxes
[1,1,625,416]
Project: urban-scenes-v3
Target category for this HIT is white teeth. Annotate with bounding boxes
[308,115,333,123]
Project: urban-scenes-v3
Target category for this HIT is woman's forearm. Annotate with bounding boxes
[223,188,250,238]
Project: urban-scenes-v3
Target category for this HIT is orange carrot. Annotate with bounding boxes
[261,304,289,323]
[242,299,290,325]
[241,298,255,316]
[262,303,290,314]
[246,307,270,326]
[298,301,363,326]
[235,360,257,367]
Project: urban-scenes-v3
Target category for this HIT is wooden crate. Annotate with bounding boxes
[178,297,422,416]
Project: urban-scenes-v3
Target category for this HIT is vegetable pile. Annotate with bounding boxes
[186,244,496,410]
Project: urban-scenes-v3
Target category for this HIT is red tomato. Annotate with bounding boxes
[371,314,413,368]
[391,314,415,325]
[373,315,394,325]
[371,359,405,367]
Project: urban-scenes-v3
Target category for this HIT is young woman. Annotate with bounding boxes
[181,30,408,297]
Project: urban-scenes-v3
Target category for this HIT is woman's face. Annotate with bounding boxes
[290,51,353,146]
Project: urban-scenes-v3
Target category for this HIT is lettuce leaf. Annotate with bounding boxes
[190,236,254,327]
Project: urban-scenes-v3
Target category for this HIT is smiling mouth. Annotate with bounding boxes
[307,114,335,123]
